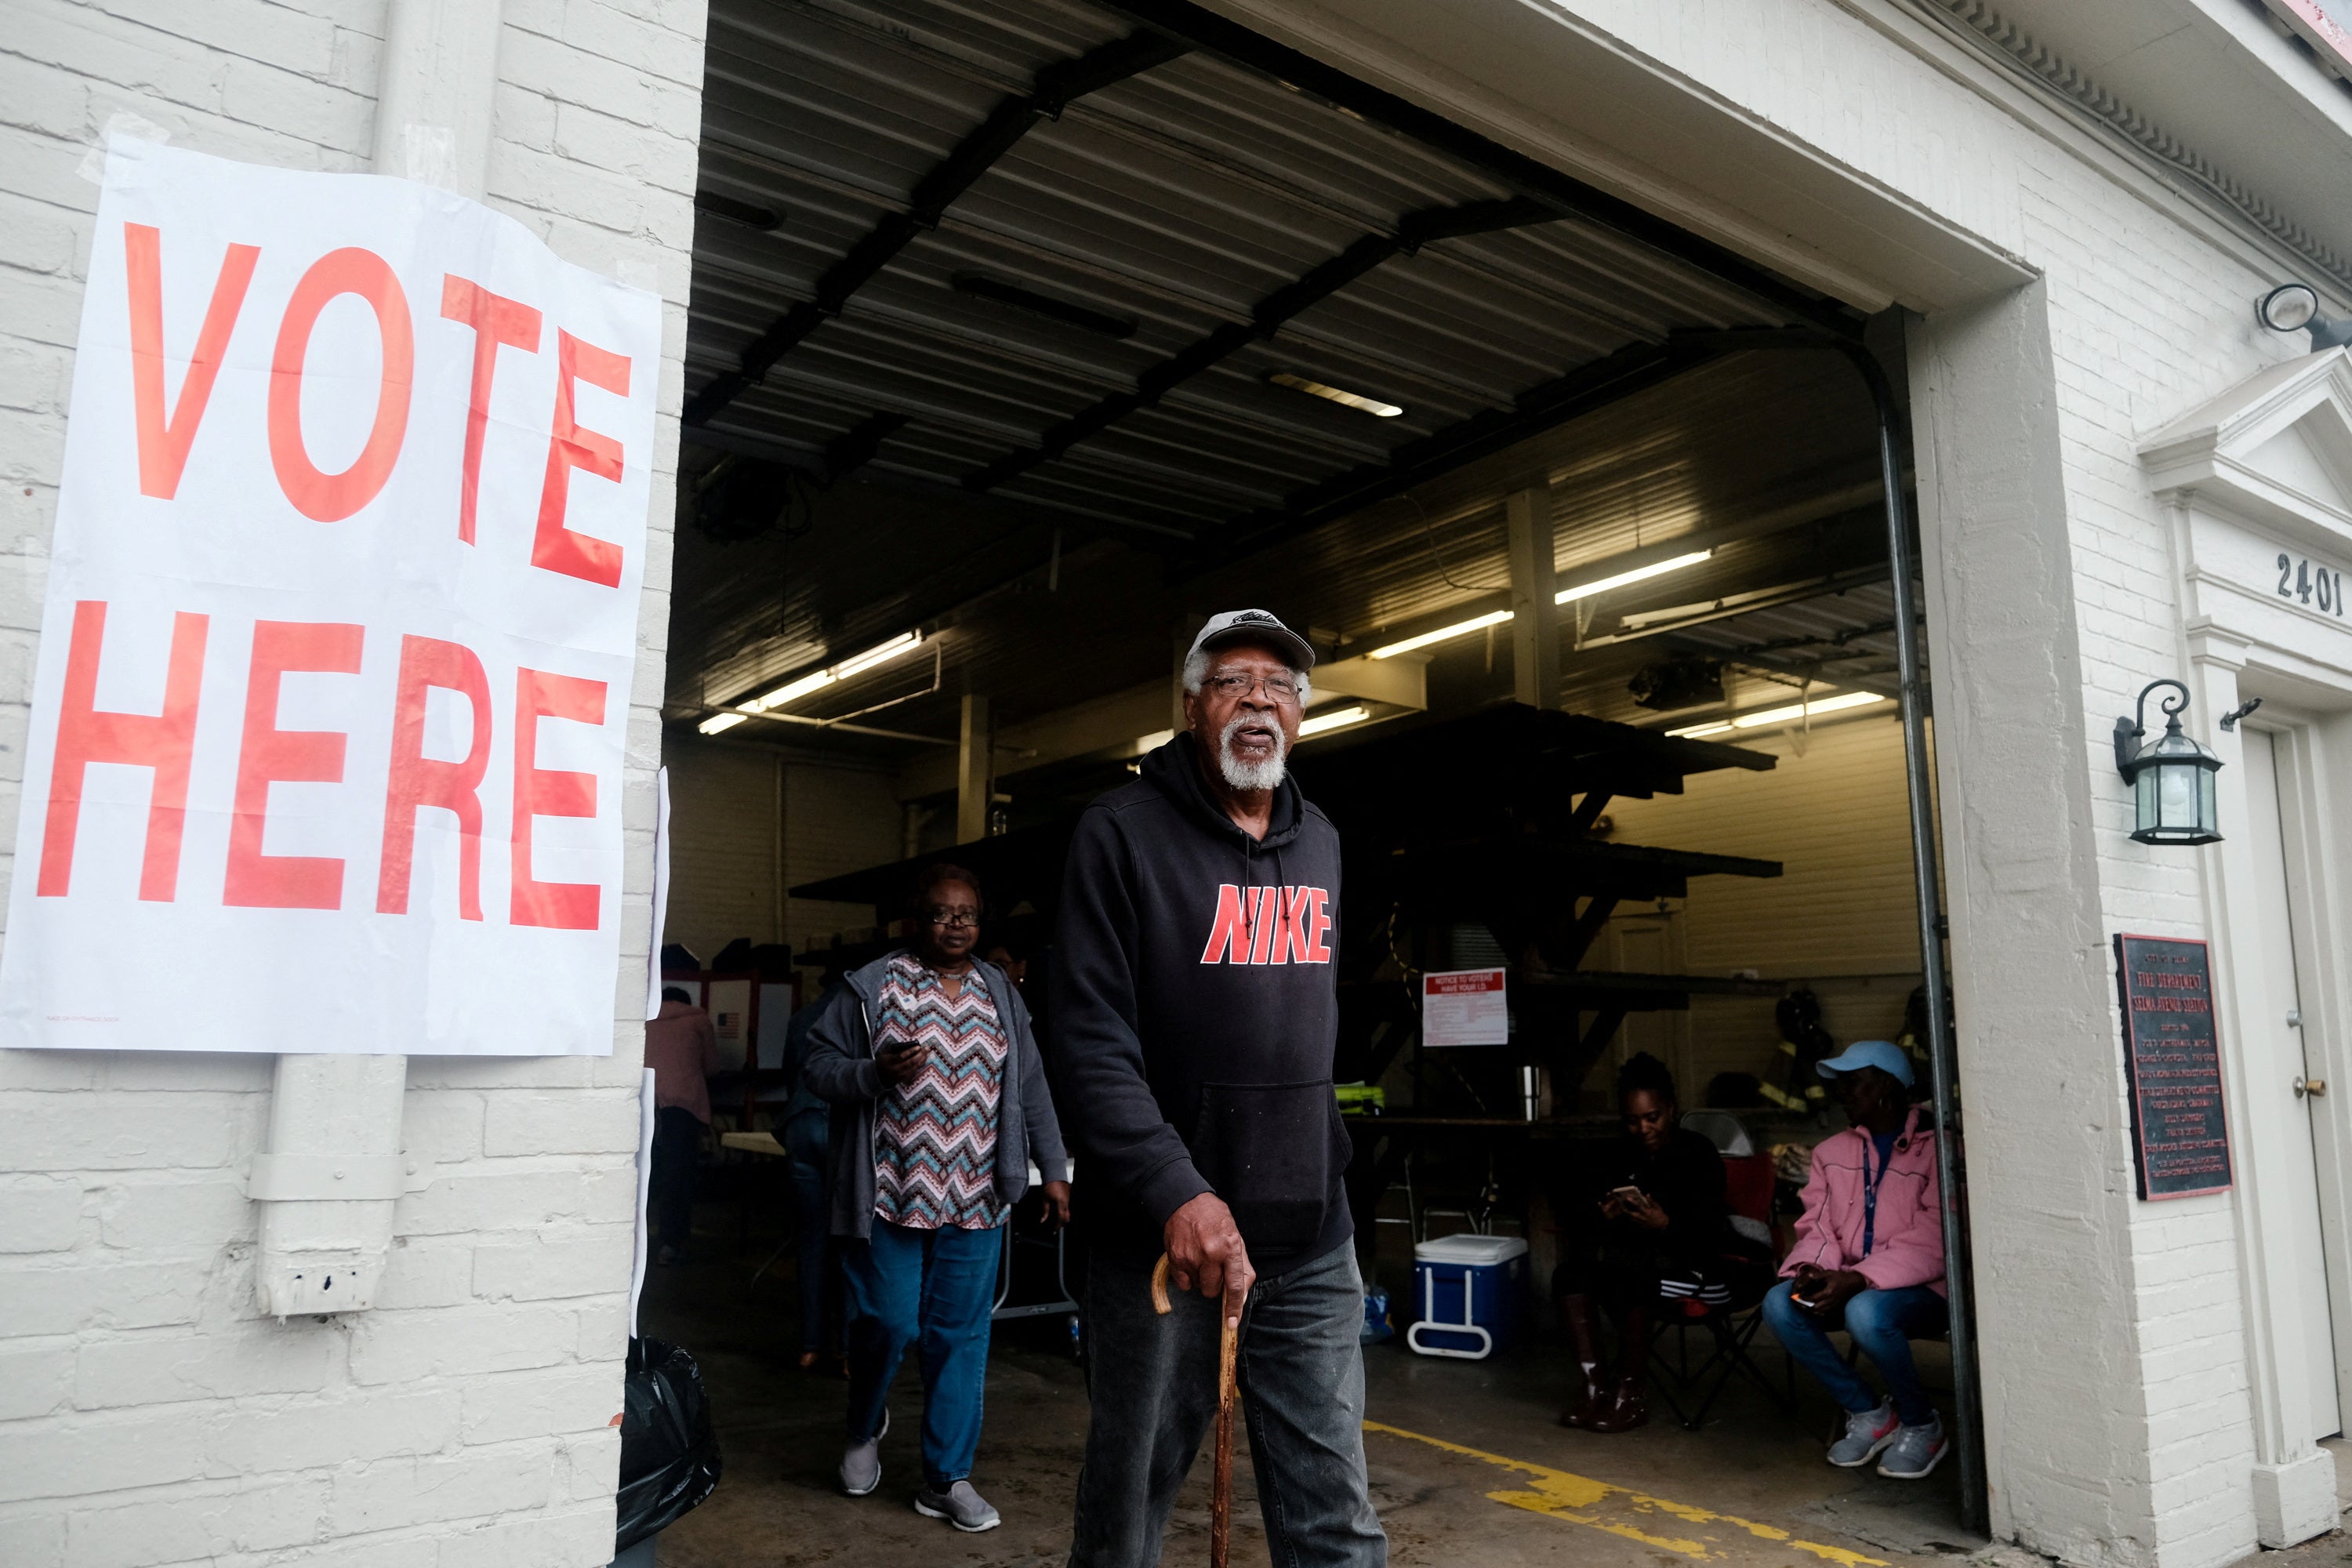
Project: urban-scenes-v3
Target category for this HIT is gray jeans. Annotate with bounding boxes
[1069,1241,1387,1568]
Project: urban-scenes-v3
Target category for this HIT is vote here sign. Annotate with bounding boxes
[0,140,661,1055]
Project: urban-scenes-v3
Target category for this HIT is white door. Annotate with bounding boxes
[2242,729,2343,1439]
[1610,917,1688,1094]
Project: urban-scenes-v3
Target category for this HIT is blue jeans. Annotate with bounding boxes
[782,1111,836,1355]
[1763,1279,1949,1427]
[1069,1242,1386,1568]
[840,1218,1001,1485]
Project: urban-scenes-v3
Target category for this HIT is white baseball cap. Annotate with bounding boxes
[1186,608,1316,671]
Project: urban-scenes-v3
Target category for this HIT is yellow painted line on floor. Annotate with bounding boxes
[1363,1420,1888,1567]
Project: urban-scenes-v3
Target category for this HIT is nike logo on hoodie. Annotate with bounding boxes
[1198,884,1334,965]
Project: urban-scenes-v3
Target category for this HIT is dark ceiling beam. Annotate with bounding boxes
[680,424,1200,542]
[682,27,1189,428]
[1099,0,1858,340]
[1189,336,1722,572]
[962,195,1554,494]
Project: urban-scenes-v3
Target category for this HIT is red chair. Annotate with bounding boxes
[1650,1150,1797,1430]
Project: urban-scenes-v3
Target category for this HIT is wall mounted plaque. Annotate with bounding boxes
[2114,934,2233,1200]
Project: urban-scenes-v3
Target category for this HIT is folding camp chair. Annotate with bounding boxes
[1650,1149,1797,1430]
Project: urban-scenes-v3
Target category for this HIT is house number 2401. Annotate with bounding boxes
[2278,553,2347,616]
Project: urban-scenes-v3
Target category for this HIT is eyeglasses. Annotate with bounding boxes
[1200,672,1301,705]
[924,908,979,929]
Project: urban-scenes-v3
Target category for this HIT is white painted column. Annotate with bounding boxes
[1505,485,1559,710]
[252,0,505,1318]
[1907,282,2161,1560]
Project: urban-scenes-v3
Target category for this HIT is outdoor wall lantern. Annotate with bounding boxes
[2114,680,2225,845]
[2257,282,2352,350]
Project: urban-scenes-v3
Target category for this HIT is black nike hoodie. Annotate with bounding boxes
[1048,731,1352,1268]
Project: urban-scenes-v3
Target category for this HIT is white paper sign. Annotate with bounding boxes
[0,140,661,1054]
[1422,967,1508,1047]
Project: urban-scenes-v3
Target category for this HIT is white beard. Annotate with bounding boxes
[1216,711,1288,792]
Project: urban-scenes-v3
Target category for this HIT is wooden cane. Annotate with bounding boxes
[1152,1253,1239,1568]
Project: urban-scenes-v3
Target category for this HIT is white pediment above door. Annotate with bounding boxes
[2142,349,2352,551]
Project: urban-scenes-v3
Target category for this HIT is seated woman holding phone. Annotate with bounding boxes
[1762,1040,1949,1480]
[1555,1053,1767,1432]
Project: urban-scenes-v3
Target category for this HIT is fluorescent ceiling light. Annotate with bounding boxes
[833,631,923,677]
[1367,608,1515,660]
[1298,705,1371,738]
[746,631,924,713]
[1267,372,1403,419]
[750,669,836,711]
[1556,550,1713,604]
[1668,690,1887,738]
[699,712,748,735]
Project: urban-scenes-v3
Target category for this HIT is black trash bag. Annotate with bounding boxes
[616,1337,721,1552]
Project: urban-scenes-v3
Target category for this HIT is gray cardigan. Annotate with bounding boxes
[799,950,1069,1240]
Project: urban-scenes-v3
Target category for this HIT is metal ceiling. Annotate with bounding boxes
[683,0,1847,543]
[671,0,1907,758]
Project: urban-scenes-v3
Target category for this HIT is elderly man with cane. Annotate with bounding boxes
[1054,609,1388,1568]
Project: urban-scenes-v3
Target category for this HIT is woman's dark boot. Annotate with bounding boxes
[1559,1293,1609,1428]
[1588,1305,1653,1433]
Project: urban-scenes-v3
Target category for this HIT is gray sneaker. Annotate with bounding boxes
[1878,1415,1949,1479]
[1827,1399,1900,1468]
[913,1479,1001,1533]
[839,1406,889,1497]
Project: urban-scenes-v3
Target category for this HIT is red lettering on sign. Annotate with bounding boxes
[377,635,493,920]
[38,601,209,901]
[438,275,542,545]
[224,621,364,909]
[532,331,630,586]
[510,666,604,930]
[125,223,259,500]
[1200,883,1248,964]
[267,248,413,521]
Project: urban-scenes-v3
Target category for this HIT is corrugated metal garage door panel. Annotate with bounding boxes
[1600,714,1924,980]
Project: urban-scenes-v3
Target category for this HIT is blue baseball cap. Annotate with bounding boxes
[1816,1039,1915,1088]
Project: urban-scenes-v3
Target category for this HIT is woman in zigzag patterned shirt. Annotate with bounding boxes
[800,862,1070,1534]
[870,946,1012,1230]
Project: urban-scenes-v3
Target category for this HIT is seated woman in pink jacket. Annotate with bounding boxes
[1762,1040,1949,1481]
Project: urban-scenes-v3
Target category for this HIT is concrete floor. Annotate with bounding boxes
[638,1203,1984,1568]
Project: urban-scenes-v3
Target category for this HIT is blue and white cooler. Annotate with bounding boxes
[1406,1233,1530,1359]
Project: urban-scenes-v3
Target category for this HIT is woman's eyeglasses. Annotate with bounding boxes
[924,908,979,929]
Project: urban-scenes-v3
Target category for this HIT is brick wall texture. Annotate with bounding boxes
[0,1,704,1564]
[656,735,905,965]
[1549,7,2332,1566]
[1,0,2343,1565]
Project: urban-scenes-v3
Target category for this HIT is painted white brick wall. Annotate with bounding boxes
[657,732,909,964]
[0,2,704,1564]
[1551,6,2323,1566]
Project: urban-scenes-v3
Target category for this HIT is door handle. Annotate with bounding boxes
[2296,1076,2328,1098]
[2287,1009,2303,1028]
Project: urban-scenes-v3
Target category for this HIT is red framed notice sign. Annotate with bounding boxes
[2114,934,2234,1200]
[1422,967,1508,1047]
